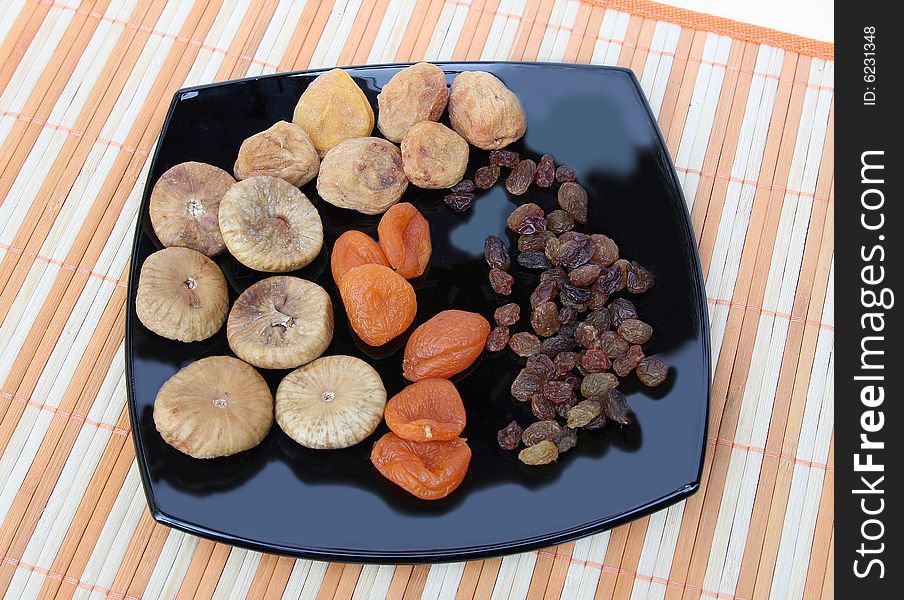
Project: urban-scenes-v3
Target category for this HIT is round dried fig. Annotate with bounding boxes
[292,68,374,155]
[233,121,319,186]
[377,62,448,143]
[448,71,526,150]
[316,137,408,215]
[400,121,468,189]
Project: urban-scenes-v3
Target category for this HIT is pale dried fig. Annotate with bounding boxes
[227,276,333,369]
[449,71,526,150]
[292,68,374,156]
[377,62,448,143]
[219,176,323,272]
[234,121,319,186]
[154,356,273,458]
[401,121,468,189]
[149,161,235,256]
[135,247,228,342]
[316,137,408,215]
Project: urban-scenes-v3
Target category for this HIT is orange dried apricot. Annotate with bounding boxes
[384,378,466,442]
[371,432,471,500]
[339,263,417,346]
[331,230,390,284]
[402,310,490,381]
[377,202,431,279]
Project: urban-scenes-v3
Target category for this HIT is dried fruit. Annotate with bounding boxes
[517,252,551,270]
[384,378,466,442]
[234,121,319,187]
[448,71,526,150]
[627,261,654,293]
[535,154,555,188]
[637,357,669,387]
[525,353,555,378]
[219,176,323,271]
[522,421,563,446]
[590,234,619,266]
[154,356,273,458]
[546,210,575,235]
[587,282,610,309]
[609,298,638,328]
[584,308,611,332]
[558,305,577,325]
[402,310,491,381]
[599,331,629,358]
[497,421,523,450]
[518,440,558,465]
[531,394,557,420]
[378,202,432,278]
[227,276,333,370]
[511,368,542,401]
[555,393,579,419]
[150,161,234,256]
[556,427,578,452]
[602,389,632,425]
[584,413,607,430]
[566,399,602,428]
[540,267,568,284]
[569,264,601,287]
[580,349,611,373]
[555,165,576,183]
[474,165,501,189]
[331,230,390,284]
[557,182,588,223]
[595,263,623,295]
[618,319,652,344]
[542,334,577,356]
[377,62,448,143]
[530,280,559,308]
[554,236,595,269]
[444,192,475,212]
[339,264,417,346]
[494,303,521,326]
[518,231,556,252]
[531,302,560,337]
[542,379,573,404]
[553,351,580,377]
[489,267,514,295]
[489,149,520,168]
[505,159,536,195]
[136,247,228,342]
[317,137,408,215]
[401,121,469,189]
[276,355,387,449]
[371,432,471,500]
[293,68,374,155]
[613,345,645,377]
[485,326,510,351]
[451,179,476,193]
[484,235,510,270]
[510,332,542,357]
[580,372,618,398]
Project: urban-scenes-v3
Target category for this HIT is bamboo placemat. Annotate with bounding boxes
[0,0,833,598]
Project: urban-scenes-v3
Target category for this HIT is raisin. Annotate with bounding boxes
[517,252,552,270]
[557,305,577,325]
[584,412,607,430]
[584,308,611,332]
[489,267,513,295]
[542,334,577,356]
[618,319,652,344]
[559,281,592,303]
[540,267,567,284]
[489,149,520,168]
[602,389,632,425]
[545,209,574,235]
[494,303,521,326]
[552,235,594,269]
[486,326,510,351]
[526,353,556,377]
[451,179,476,193]
[559,323,577,339]
[555,165,576,183]
[531,393,557,420]
[474,165,501,189]
[535,154,556,188]
[553,351,580,377]
[613,259,631,290]
[599,330,629,357]
[497,420,523,450]
[510,332,542,357]
[587,281,610,309]
[613,345,644,377]
[627,261,654,294]
[590,234,618,266]
[574,322,601,349]
[518,440,558,465]
[507,203,546,234]
[580,349,611,373]
[541,379,573,404]
[556,427,578,452]
[567,399,602,428]
[557,182,588,223]
[609,298,638,328]
[581,372,618,397]
[506,159,537,195]
[444,192,474,212]
[637,356,669,387]
[531,302,560,337]
[530,280,559,308]
[522,420,563,446]
[568,264,600,287]
[484,235,510,270]
[510,368,541,401]
[518,230,555,252]
[597,263,625,295]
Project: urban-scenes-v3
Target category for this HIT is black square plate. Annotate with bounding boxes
[126,62,710,563]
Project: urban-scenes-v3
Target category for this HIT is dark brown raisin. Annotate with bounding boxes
[555,165,576,183]
[546,209,575,235]
[613,259,631,290]
[613,345,645,377]
[531,394,557,420]
[510,369,542,401]
[535,154,555,188]
[517,252,552,270]
[510,332,542,357]
[489,267,513,295]
[518,440,558,465]
[568,264,601,287]
[580,349,611,373]
[526,353,556,377]
[530,280,559,308]
[558,323,578,339]
[627,261,654,294]
[542,334,577,356]
[497,420,523,450]
[484,235,510,270]
[506,159,537,195]
[474,165,501,189]
[450,179,476,193]
[590,234,618,266]
[553,351,580,377]
[522,420,563,446]
[444,192,475,212]
[552,234,594,269]
[618,319,652,344]
[597,263,626,294]
[587,281,610,309]
[556,427,578,452]
[494,303,521,326]
[489,149,520,168]
[559,281,592,304]
[574,322,601,349]
[599,330,629,357]
[486,326,510,351]
[602,389,632,425]
[637,356,669,387]
[555,393,579,418]
[506,202,546,234]
[518,230,555,252]
[581,372,618,397]
[609,298,638,328]
[557,305,577,325]
[584,412,607,430]
[584,308,611,332]
[541,379,573,404]
[567,399,602,428]
[540,267,567,284]
[557,182,588,223]
[531,302,560,337]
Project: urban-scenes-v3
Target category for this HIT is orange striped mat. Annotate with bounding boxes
[0,0,833,598]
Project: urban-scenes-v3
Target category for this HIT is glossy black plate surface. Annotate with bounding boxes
[126,62,710,563]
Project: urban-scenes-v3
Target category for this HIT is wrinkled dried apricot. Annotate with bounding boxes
[371,432,471,500]
[378,202,432,278]
[384,378,466,442]
[330,230,390,284]
[338,264,417,346]
[402,310,490,381]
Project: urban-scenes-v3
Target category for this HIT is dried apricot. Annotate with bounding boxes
[338,264,416,346]
[402,310,490,381]
[371,432,471,500]
[384,378,466,442]
[331,230,390,284]
[378,202,432,279]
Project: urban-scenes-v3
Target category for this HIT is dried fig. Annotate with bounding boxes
[400,121,469,189]
[292,68,374,155]
[448,71,526,150]
[377,62,448,143]
[316,137,408,215]
[233,121,319,186]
